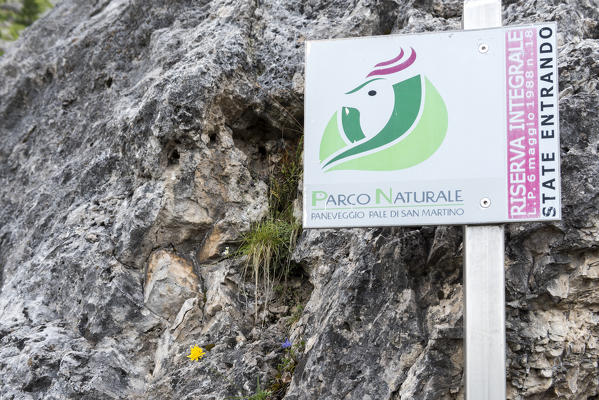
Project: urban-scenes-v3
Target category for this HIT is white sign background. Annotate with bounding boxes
[303,23,560,228]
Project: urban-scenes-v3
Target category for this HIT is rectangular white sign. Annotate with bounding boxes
[303,23,560,228]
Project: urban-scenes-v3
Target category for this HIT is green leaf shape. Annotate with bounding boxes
[319,111,346,163]
[326,76,447,171]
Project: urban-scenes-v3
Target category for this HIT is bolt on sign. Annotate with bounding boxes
[303,23,560,228]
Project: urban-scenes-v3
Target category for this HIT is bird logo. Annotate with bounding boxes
[319,47,448,172]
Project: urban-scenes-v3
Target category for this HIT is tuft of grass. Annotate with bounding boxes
[239,218,299,278]
[232,378,271,400]
[238,137,302,322]
[239,217,300,319]
[247,387,271,400]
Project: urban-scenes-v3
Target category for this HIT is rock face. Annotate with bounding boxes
[0,0,598,399]
[144,250,200,322]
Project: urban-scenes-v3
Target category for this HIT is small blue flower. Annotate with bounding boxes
[281,338,292,349]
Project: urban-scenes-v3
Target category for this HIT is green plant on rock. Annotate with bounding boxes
[231,378,271,400]
[246,387,271,400]
[268,137,303,220]
[0,0,53,53]
[238,137,302,321]
[286,304,304,327]
[268,339,305,397]
[239,217,300,319]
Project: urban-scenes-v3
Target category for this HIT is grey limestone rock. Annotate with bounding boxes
[1,0,599,399]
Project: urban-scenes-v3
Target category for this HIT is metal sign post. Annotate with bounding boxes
[463,1,505,399]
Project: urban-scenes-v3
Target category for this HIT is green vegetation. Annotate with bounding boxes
[286,304,304,327]
[231,378,271,400]
[246,379,271,400]
[231,340,306,400]
[268,138,303,222]
[238,138,303,320]
[239,217,299,293]
[268,339,305,398]
[0,0,53,55]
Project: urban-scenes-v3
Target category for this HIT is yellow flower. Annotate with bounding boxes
[187,345,205,361]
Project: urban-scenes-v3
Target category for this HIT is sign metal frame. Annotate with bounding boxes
[302,16,560,229]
